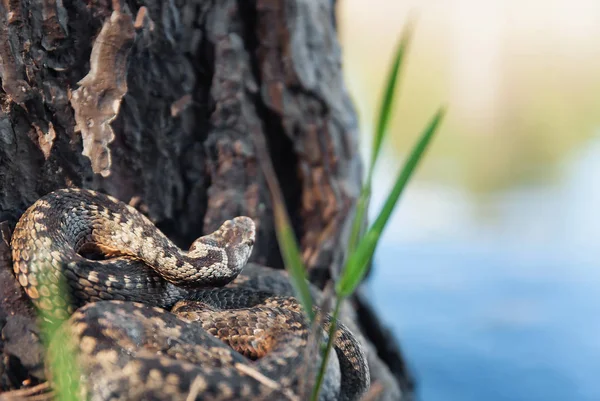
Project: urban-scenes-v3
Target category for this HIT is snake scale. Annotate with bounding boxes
[10,188,370,401]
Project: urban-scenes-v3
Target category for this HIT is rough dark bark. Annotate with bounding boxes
[0,0,414,399]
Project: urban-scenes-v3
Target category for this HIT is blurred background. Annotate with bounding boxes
[337,1,600,400]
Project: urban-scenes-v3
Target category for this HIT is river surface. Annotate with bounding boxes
[366,137,600,401]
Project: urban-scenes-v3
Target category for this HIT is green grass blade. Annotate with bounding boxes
[310,299,342,401]
[337,107,446,297]
[251,131,315,322]
[43,321,81,401]
[368,19,415,185]
[273,206,315,321]
[348,20,414,254]
[347,189,370,254]
[38,276,82,401]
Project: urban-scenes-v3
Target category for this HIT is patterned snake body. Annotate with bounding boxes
[10,188,370,401]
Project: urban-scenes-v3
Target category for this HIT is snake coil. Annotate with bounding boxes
[11,188,370,401]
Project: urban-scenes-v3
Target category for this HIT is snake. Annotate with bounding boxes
[10,188,370,401]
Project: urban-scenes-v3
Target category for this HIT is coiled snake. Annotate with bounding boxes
[10,188,370,401]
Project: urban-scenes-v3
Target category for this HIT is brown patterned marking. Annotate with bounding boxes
[186,375,208,401]
[80,336,97,354]
[217,382,234,398]
[28,274,38,286]
[147,369,164,388]
[240,383,253,397]
[19,249,30,262]
[122,360,143,377]
[96,349,119,365]
[166,374,180,386]
[78,278,92,287]
[26,286,40,299]
[71,322,88,337]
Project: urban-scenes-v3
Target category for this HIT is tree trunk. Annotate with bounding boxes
[0,0,414,399]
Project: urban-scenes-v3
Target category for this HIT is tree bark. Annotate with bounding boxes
[0,0,414,399]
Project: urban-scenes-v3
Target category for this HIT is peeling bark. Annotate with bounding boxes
[0,0,414,399]
[71,5,136,177]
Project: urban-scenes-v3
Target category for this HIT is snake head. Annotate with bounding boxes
[189,216,256,279]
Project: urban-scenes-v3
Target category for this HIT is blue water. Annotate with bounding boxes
[367,138,600,400]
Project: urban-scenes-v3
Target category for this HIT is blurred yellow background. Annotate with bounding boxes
[339,0,600,193]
